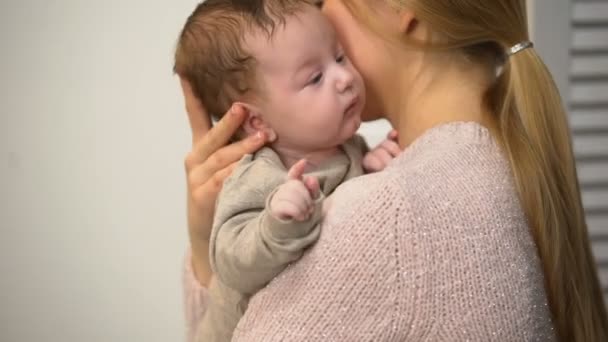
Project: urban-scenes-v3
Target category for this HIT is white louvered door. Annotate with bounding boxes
[570,0,608,300]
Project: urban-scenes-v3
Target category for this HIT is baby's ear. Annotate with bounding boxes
[237,102,277,142]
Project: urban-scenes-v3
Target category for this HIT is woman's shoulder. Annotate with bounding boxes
[323,169,404,226]
[388,122,517,218]
[317,124,553,339]
[327,122,515,227]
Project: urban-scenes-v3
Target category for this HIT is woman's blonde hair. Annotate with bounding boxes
[345,0,608,340]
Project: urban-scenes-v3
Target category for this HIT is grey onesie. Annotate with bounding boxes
[196,135,367,342]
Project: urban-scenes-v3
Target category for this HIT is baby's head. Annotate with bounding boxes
[174,0,365,151]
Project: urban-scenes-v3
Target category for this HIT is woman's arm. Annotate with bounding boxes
[178,78,267,341]
[180,78,267,286]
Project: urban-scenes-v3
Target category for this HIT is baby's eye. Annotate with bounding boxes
[314,0,324,9]
[336,54,346,64]
[310,73,323,85]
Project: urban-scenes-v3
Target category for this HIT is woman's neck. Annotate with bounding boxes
[272,144,342,170]
[387,60,495,149]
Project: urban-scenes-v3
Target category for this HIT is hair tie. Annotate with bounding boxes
[508,41,534,57]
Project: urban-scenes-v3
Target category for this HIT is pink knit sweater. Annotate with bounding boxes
[183,122,555,341]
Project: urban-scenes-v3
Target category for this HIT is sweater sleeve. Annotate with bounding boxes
[182,249,210,342]
[231,178,413,341]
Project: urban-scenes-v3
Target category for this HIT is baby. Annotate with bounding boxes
[174,0,399,341]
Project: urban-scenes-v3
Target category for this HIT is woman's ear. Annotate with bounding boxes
[238,102,277,142]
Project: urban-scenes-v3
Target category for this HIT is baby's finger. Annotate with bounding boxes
[380,139,401,157]
[387,129,398,141]
[363,153,383,172]
[287,159,308,181]
[281,196,310,219]
[274,201,301,220]
[293,199,312,221]
[304,176,320,199]
[295,211,311,222]
[374,148,393,166]
[288,183,314,211]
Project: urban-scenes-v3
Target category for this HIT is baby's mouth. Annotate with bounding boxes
[344,95,360,117]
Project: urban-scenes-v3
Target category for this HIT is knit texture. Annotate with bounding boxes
[183,249,209,342]
[183,122,555,341]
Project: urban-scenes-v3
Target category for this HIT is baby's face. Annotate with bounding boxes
[247,4,365,151]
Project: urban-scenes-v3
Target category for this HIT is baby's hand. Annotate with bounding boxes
[362,129,401,173]
[270,159,320,221]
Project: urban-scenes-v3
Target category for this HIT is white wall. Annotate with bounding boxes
[0,1,390,341]
[1,1,197,341]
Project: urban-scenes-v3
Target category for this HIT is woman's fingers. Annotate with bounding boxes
[190,105,251,165]
[180,77,212,145]
[180,77,262,168]
[186,131,266,180]
[190,161,239,208]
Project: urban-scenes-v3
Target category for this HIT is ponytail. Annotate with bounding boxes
[489,46,608,341]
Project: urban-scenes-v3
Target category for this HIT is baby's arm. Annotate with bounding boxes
[362,129,401,173]
[213,160,323,296]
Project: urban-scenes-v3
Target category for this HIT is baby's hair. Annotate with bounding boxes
[174,0,316,121]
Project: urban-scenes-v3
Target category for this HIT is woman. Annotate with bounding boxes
[180,0,608,341]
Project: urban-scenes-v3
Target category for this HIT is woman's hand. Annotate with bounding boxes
[180,78,267,286]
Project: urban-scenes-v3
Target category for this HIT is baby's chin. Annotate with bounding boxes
[340,114,362,141]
